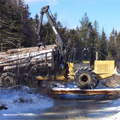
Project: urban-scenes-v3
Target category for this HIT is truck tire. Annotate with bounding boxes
[1,72,16,87]
[74,67,98,89]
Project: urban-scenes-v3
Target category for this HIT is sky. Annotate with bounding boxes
[24,0,120,36]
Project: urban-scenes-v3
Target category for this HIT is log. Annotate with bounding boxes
[0,48,54,71]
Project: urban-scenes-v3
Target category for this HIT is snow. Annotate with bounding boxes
[6,49,53,59]
[1,84,120,120]
[100,107,120,120]
[0,86,54,118]
[51,81,120,90]
[50,83,66,88]
[99,97,120,120]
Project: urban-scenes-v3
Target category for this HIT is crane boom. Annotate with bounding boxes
[37,6,64,54]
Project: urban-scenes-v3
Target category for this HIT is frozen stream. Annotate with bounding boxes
[28,99,120,120]
[1,82,120,120]
[1,98,120,120]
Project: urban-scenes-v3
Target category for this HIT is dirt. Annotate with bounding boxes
[101,75,120,87]
[0,104,8,110]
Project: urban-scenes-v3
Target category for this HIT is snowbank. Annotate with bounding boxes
[100,97,120,120]
[100,99,120,120]
[0,86,54,118]
[100,112,120,120]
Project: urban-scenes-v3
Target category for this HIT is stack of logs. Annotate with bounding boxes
[0,45,56,72]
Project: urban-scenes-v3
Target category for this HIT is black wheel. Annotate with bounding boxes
[1,72,16,87]
[20,73,35,88]
[74,67,98,89]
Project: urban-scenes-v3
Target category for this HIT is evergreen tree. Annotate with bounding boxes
[79,13,96,47]
[40,12,67,45]
[115,32,120,61]
[75,26,83,47]
[108,28,117,59]
[93,20,101,49]
[34,13,39,29]
[89,26,96,47]
[100,28,108,60]
[0,0,37,51]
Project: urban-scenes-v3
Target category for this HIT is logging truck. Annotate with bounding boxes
[0,6,119,89]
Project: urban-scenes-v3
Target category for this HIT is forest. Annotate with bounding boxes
[0,0,120,62]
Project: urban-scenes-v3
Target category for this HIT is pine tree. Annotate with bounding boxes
[99,28,108,60]
[75,26,83,47]
[93,20,100,49]
[40,12,67,45]
[108,28,117,59]
[0,0,37,51]
[89,27,96,47]
[79,13,96,47]
[115,32,120,61]
[34,13,39,29]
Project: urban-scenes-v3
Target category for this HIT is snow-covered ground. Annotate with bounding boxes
[101,110,120,120]
[0,82,120,119]
[100,98,120,120]
[0,86,54,119]
[52,80,120,90]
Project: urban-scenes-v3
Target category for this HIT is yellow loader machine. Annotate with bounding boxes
[35,6,119,89]
[1,6,119,89]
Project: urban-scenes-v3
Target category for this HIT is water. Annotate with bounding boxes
[1,97,119,120]
[32,99,119,120]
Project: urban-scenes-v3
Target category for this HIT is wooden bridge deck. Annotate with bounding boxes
[49,88,120,95]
